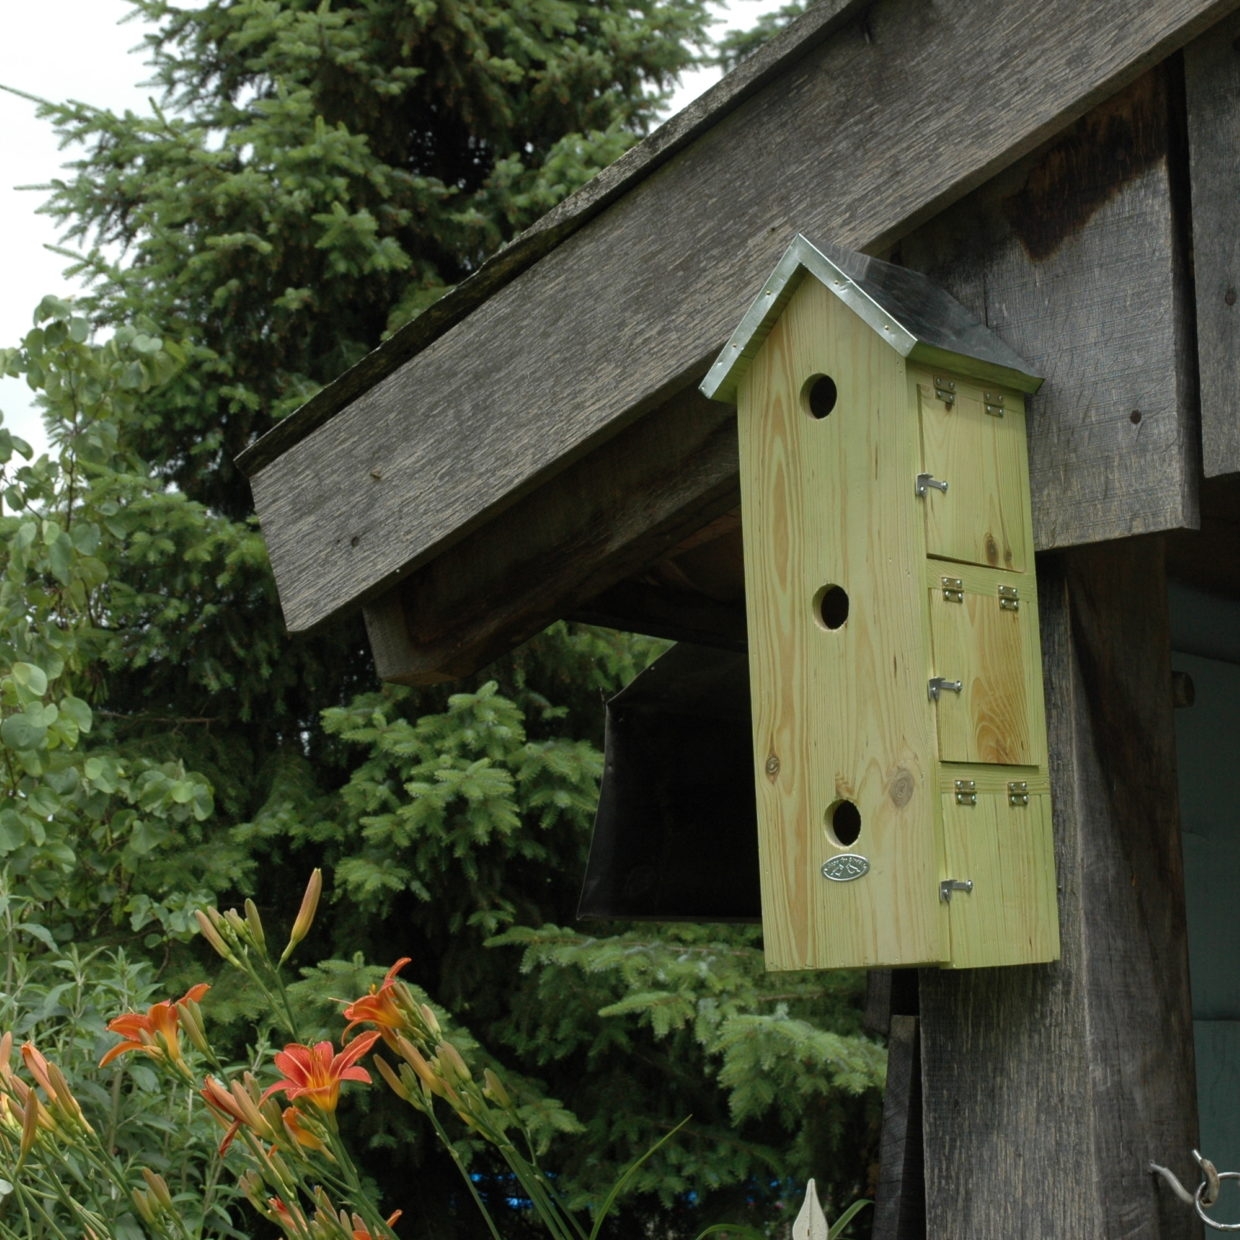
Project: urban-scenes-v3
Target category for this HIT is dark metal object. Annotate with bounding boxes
[578,643,760,922]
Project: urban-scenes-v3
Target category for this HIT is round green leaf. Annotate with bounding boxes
[1,713,47,750]
[10,662,48,696]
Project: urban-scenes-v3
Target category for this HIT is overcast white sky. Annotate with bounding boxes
[0,0,777,459]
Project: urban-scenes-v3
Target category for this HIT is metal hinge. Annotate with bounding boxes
[934,376,957,407]
[941,576,964,603]
[954,779,977,806]
[1008,781,1030,807]
[999,584,1020,612]
[916,473,949,497]
[984,390,1006,417]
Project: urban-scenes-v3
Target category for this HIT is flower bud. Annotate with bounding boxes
[195,909,240,965]
[131,1187,158,1226]
[280,868,323,964]
[141,1167,174,1211]
[437,1040,472,1085]
[19,1090,40,1160]
[483,1067,512,1110]
[244,898,266,948]
[374,1054,412,1103]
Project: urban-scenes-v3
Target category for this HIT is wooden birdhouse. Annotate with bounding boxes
[701,236,1058,972]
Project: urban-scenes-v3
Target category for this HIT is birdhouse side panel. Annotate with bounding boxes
[738,277,946,970]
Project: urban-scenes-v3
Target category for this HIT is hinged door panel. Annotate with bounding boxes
[927,564,1045,766]
[914,371,1030,572]
[939,771,1059,968]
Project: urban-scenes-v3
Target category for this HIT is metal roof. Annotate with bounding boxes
[700,235,1043,404]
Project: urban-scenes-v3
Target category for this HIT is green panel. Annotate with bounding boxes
[1174,640,1240,1205]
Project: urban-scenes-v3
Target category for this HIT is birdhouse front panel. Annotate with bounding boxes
[737,276,948,970]
[706,235,1058,973]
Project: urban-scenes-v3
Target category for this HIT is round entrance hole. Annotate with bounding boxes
[802,373,838,420]
[813,584,850,631]
[826,799,862,848]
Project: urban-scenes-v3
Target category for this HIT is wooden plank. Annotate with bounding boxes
[363,387,738,683]
[926,564,1044,768]
[738,278,944,970]
[898,69,1200,552]
[920,540,1199,1236]
[872,1016,925,1240]
[249,0,1235,634]
[1185,10,1240,477]
[914,373,1030,573]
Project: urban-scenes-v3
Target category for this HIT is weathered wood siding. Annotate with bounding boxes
[1185,11,1240,478]
[898,70,1199,550]
[364,388,738,683]
[248,0,1236,636]
[921,541,1198,1237]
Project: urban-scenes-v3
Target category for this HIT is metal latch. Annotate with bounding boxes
[940,879,974,903]
[999,584,1020,612]
[916,473,949,497]
[928,676,963,701]
[934,376,956,407]
[941,576,964,603]
[1008,781,1030,807]
[954,779,977,806]
[984,390,1006,417]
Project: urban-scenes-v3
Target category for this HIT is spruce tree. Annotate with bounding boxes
[5,2,884,1233]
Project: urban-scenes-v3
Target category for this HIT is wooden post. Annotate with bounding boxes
[920,540,1199,1236]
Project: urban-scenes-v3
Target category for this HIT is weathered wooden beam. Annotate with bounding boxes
[249,0,1236,635]
[1185,12,1240,478]
[920,540,1199,1236]
[898,69,1199,550]
[871,1015,926,1240]
[363,387,738,683]
[370,65,1201,694]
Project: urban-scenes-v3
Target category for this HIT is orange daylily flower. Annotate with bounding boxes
[342,958,412,1044]
[261,1032,381,1113]
[100,983,210,1068]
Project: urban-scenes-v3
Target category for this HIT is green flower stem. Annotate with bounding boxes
[320,1122,400,1239]
[421,1102,505,1240]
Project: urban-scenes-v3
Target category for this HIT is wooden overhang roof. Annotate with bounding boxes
[239,0,1240,683]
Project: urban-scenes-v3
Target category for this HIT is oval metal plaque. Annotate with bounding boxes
[821,853,870,882]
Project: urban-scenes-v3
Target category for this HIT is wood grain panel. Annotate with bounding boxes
[927,565,1045,767]
[739,278,945,970]
[250,0,1234,633]
[914,372,1029,572]
[1185,10,1240,477]
[939,779,1058,969]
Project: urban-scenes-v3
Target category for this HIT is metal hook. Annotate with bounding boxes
[1150,1151,1238,1230]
